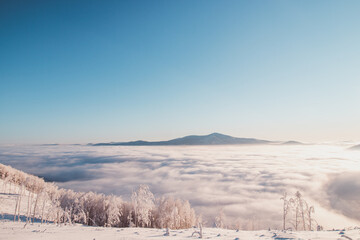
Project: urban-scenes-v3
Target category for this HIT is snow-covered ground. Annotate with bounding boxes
[0,177,56,224]
[2,220,360,240]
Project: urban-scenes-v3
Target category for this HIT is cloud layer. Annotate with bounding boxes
[0,144,359,229]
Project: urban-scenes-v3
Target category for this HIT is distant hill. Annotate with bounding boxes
[90,133,271,146]
[349,144,360,150]
[282,141,304,145]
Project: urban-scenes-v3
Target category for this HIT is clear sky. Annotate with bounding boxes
[1,0,360,144]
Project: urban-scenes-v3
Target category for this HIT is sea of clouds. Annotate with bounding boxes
[0,144,359,229]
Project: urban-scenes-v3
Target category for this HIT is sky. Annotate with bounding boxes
[1,0,360,144]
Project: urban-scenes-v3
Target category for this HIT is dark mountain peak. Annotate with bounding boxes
[90,133,271,146]
[349,144,360,150]
[208,132,225,137]
[282,141,304,145]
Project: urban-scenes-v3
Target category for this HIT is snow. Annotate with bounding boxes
[0,179,42,220]
[1,220,360,240]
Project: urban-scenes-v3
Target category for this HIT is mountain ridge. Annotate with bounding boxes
[349,144,360,150]
[90,133,271,146]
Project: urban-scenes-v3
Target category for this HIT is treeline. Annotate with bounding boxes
[0,163,196,229]
[0,163,321,231]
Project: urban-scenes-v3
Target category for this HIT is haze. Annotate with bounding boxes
[1,143,359,229]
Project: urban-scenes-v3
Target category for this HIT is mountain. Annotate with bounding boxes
[90,133,271,146]
[281,141,304,145]
[349,144,360,150]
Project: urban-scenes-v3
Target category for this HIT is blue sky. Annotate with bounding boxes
[1,0,360,144]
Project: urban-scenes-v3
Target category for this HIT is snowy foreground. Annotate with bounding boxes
[1,221,360,240]
[1,187,360,240]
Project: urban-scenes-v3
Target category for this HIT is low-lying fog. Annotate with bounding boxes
[1,144,359,229]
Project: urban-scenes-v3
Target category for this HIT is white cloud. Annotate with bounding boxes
[0,144,359,229]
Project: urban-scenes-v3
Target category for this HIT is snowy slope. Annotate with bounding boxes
[1,221,360,240]
[0,179,45,221]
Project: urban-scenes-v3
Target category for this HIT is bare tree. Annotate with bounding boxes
[280,192,294,230]
[14,183,24,222]
[286,191,317,231]
[305,203,315,230]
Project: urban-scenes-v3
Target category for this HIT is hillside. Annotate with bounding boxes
[281,141,304,145]
[349,144,360,150]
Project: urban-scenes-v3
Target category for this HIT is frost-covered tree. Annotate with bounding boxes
[280,192,294,230]
[31,177,45,223]
[155,196,196,229]
[131,185,155,227]
[215,209,226,228]
[103,195,122,227]
[0,163,197,229]
[234,218,242,231]
[290,191,306,230]
[284,191,317,231]
[14,182,24,222]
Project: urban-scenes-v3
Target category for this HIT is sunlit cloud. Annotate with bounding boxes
[0,144,359,229]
